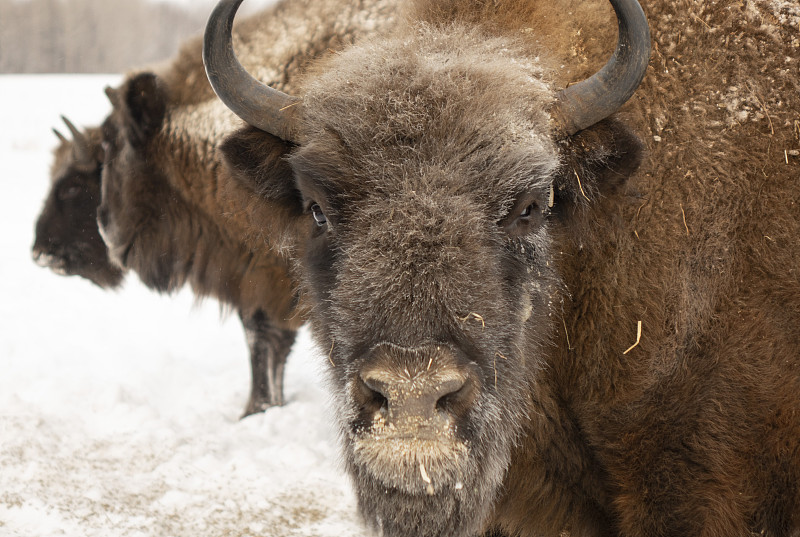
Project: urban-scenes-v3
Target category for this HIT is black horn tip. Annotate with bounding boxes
[203,0,302,143]
[553,0,651,137]
[61,115,84,139]
[53,128,69,143]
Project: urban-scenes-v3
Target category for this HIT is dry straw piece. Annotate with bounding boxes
[623,320,642,355]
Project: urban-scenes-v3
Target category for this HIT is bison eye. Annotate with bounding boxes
[310,203,327,227]
[519,203,536,219]
[500,196,547,238]
[58,183,83,201]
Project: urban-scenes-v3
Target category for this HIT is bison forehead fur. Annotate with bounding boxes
[293,25,561,323]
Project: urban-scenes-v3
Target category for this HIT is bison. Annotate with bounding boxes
[32,27,305,417]
[94,0,413,418]
[202,0,800,535]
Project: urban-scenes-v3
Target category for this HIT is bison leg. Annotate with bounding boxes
[239,309,297,418]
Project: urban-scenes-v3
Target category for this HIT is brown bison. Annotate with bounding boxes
[92,0,398,415]
[203,0,800,535]
[32,118,124,289]
[32,28,305,417]
[33,112,298,418]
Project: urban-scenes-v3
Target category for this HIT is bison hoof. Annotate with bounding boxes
[240,395,283,419]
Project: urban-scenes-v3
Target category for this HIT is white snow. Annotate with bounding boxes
[0,75,366,537]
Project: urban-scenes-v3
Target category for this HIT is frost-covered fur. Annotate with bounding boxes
[216,0,799,535]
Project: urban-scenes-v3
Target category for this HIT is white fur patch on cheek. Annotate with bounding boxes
[520,291,533,322]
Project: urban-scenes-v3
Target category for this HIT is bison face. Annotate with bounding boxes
[224,27,579,536]
[290,30,564,537]
[32,123,124,289]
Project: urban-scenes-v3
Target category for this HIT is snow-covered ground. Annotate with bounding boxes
[0,75,366,537]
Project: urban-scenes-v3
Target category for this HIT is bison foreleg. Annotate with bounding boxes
[239,309,297,418]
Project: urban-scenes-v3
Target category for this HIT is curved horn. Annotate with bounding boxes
[52,128,69,144]
[61,115,93,164]
[203,0,302,142]
[104,86,119,106]
[551,0,650,136]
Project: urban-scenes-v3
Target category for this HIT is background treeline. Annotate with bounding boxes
[0,0,215,73]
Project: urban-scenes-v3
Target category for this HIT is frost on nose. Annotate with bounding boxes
[354,343,480,434]
[360,367,467,423]
[350,345,476,494]
[31,247,65,272]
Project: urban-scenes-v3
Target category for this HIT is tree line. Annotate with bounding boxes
[0,0,213,73]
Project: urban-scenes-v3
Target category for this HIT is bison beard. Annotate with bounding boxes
[343,379,525,536]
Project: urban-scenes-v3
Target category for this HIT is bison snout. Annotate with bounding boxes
[31,247,65,271]
[355,344,478,429]
[359,371,468,423]
[31,247,47,266]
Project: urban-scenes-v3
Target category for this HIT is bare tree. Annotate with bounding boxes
[0,0,210,73]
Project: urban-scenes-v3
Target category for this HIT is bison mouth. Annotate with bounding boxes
[31,244,123,288]
[323,340,531,536]
[340,373,517,537]
[350,423,471,496]
[32,249,70,276]
[345,428,503,537]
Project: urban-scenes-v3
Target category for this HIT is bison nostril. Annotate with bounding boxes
[436,386,462,413]
[434,377,472,414]
[358,375,389,414]
[434,378,465,403]
[359,370,470,420]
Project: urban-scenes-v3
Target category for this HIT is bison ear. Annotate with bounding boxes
[220,126,304,215]
[552,118,643,210]
[104,86,119,106]
[119,72,167,149]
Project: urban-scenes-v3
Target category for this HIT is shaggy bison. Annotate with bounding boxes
[93,0,409,416]
[32,28,305,417]
[203,0,800,535]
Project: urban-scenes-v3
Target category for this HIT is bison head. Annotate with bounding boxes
[32,117,125,289]
[97,73,181,291]
[206,0,648,535]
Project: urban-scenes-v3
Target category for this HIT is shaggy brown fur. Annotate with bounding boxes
[97,71,297,416]
[211,0,799,534]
